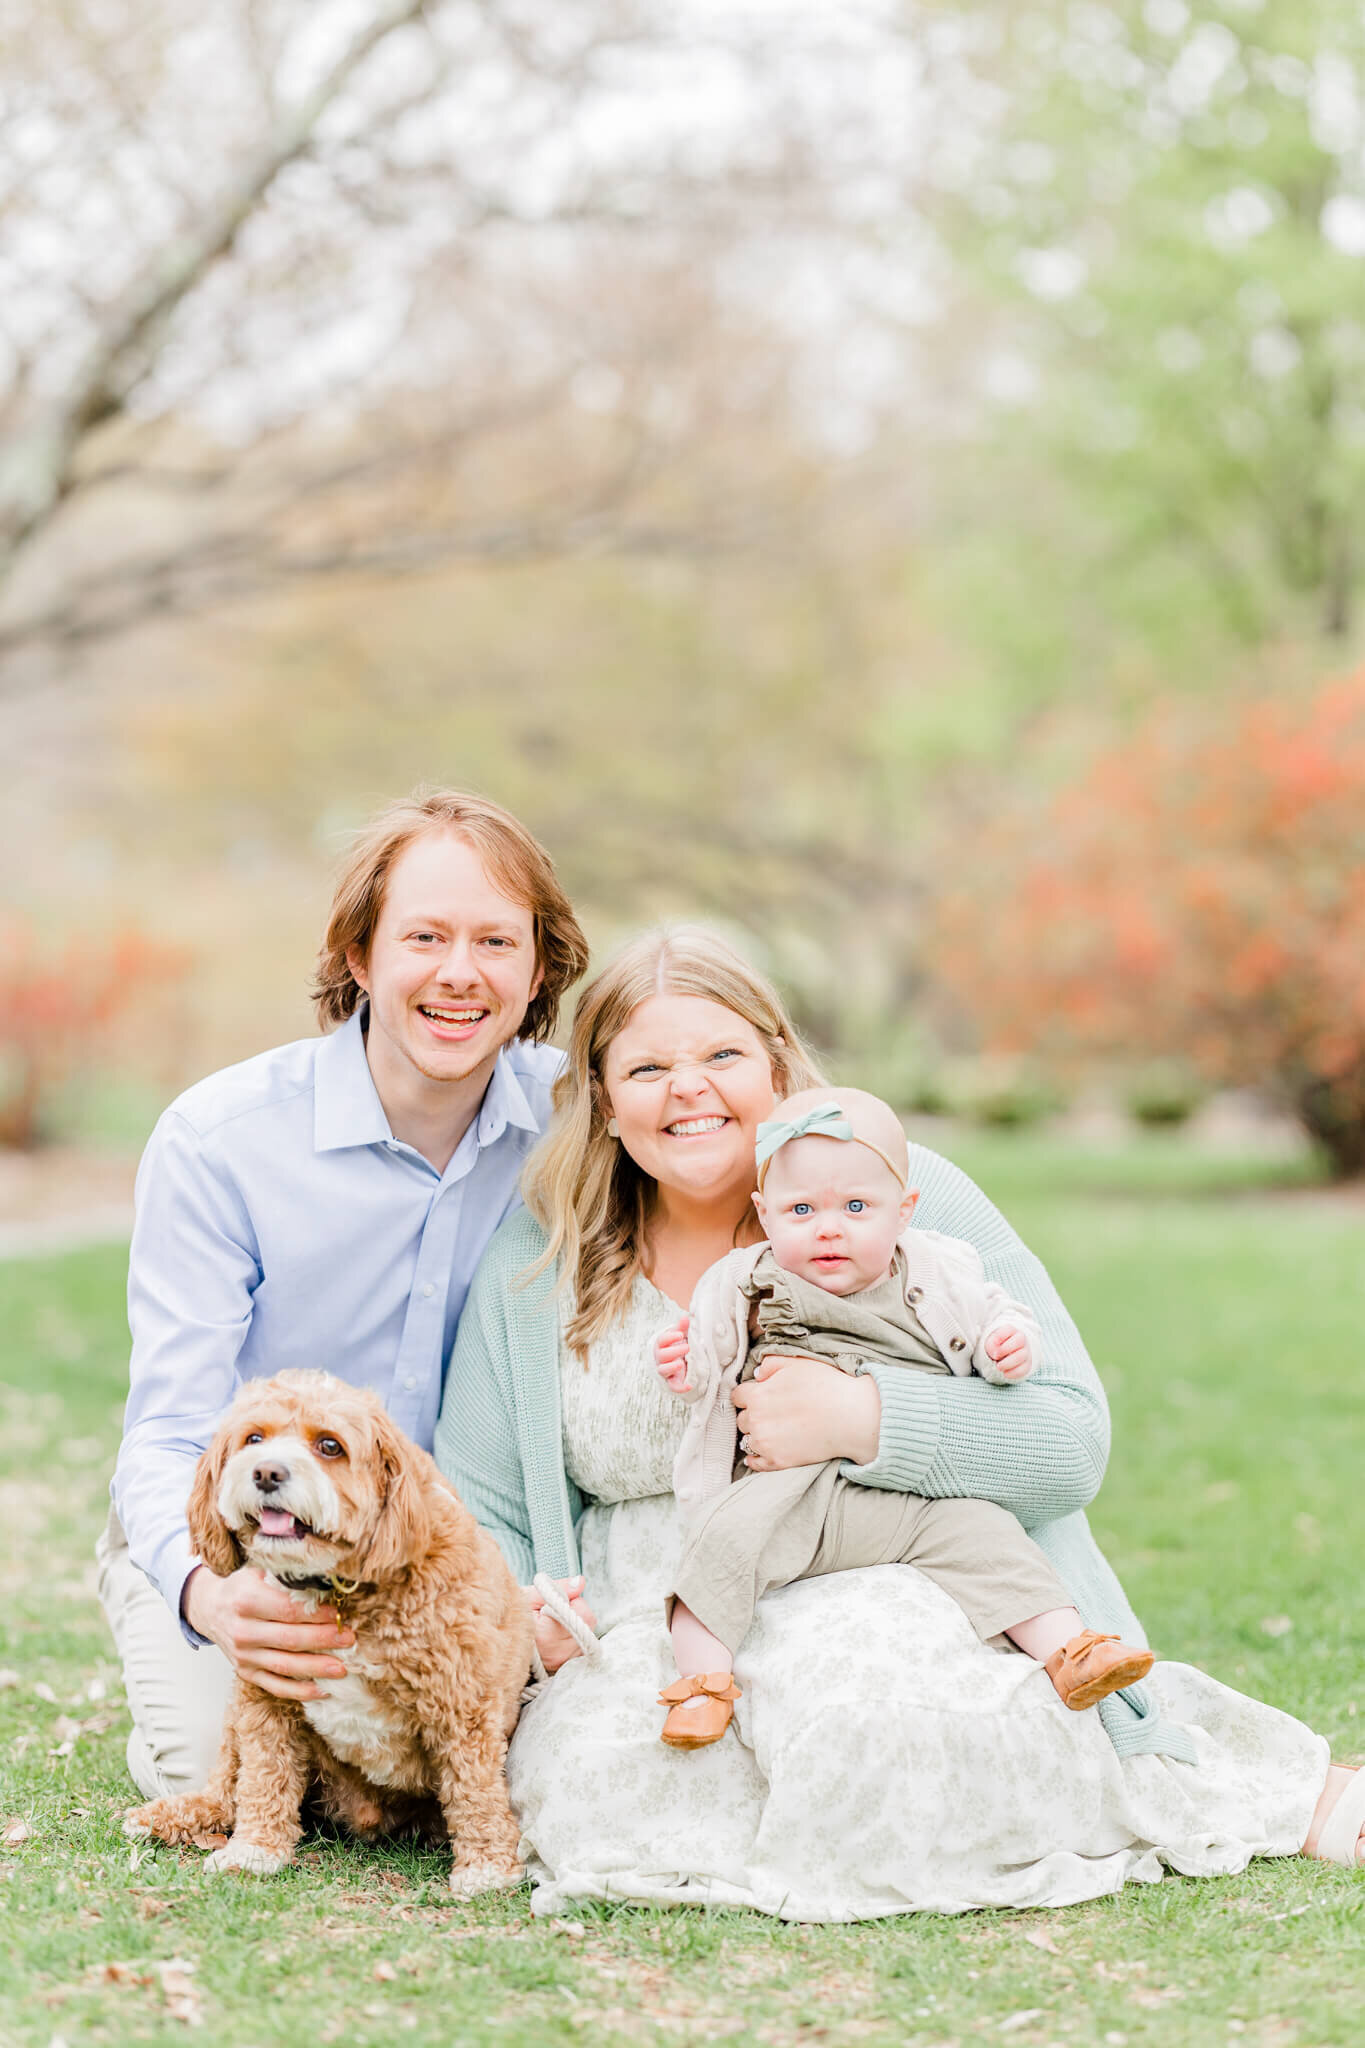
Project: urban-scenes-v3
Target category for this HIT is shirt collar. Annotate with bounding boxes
[314,1009,546,1155]
[313,1008,393,1152]
[474,1045,544,1147]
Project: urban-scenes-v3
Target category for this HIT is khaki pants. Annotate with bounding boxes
[95,1506,232,1799]
[672,1463,1071,1656]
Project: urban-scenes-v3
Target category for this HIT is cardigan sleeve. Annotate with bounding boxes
[433,1226,537,1586]
[841,1146,1111,1529]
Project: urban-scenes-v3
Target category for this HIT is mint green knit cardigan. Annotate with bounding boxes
[434,1141,1196,1764]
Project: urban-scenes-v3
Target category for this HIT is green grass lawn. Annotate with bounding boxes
[3,1134,1363,2047]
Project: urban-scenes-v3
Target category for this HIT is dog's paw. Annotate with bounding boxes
[203,1839,290,1878]
[122,1811,155,1842]
[448,1858,524,1902]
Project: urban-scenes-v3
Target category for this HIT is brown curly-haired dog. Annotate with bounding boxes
[125,1371,531,1899]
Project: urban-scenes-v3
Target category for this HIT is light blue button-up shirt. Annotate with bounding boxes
[113,1008,562,1629]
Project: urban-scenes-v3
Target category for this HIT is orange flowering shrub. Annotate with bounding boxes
[0,921,191,1149]
[934,672,1365,1177]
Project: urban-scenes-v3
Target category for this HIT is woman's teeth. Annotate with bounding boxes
[666,1116,729,1136]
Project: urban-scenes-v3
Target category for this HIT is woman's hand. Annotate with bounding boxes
[525,1576,599,1675]
[731,1356,881,1471]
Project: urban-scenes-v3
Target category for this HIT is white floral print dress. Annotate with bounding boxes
[505,1277,1328,1921]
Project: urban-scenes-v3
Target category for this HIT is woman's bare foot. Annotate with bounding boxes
[1302,1763,1365,1864]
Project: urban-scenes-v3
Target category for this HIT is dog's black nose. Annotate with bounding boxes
[253,1459,290,1493]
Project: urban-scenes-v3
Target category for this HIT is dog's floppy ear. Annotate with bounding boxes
[186,1425,245,1578]
[359,1408,435,1580]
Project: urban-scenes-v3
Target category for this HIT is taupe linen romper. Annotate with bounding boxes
[670,1249,1070,1654]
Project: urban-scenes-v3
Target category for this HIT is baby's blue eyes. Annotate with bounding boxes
[847,1200,865,1213]
[790,1199,865,1216]
[792,1202,813,1216]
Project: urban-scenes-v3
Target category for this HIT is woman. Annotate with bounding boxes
[434,928,1363,1918]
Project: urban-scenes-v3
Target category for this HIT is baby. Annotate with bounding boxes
[652,1086,1153,1748]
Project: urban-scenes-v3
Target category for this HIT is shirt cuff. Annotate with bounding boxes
[839,1363,942,1492]
[154,1531,212,1649]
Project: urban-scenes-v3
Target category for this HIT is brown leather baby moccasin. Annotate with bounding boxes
[658,1672,742,1749]
[1045,1630,1155,1711]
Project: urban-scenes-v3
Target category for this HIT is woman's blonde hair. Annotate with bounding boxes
[522,925,823,1358]
[313,788,588,1042]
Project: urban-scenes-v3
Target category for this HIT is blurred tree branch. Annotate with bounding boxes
[0,1,913,682]
[0,0,429,575]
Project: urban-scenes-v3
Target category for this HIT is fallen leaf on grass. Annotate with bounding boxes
[372,1961,397,1982]
[1021,1929,1061,1955]
[0,1670,19,1689]
[99,1962,153,1988]
[550,1918,587,1939]
[1260,1616,1294,1638]
[157,1959,202,2027]
[33,1682,58,1703]
[998,2012,1046,2034]
[88,1958,201,2026]
[136,1896,171,1920]
[3,1820,33,1846]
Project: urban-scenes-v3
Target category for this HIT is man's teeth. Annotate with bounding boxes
[667,1116,728,1136]
[421,1006,487,1023]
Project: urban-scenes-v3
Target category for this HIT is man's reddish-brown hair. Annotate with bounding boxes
[313,788,588,1043]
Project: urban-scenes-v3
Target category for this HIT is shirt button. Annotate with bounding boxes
[421,1283,435,1299]
[949,1336,967,1352]
[403,1374,418,1391]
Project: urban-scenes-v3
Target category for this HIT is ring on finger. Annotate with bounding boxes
[739,1433,752,1454]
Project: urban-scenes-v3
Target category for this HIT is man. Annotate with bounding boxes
[98,789,589,1797]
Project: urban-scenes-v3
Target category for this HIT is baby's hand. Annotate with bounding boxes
[655,1313,692,1394]
[984,1324,1033,1380]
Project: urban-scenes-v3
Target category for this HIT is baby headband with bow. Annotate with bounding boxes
[754,1099,907,1192]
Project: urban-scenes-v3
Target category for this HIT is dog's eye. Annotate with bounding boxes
[315,1436,346,1460]
[243,1431,264,1445]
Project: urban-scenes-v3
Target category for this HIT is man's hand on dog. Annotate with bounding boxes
[183,1565,355,1700]
[525,1575,598,1675]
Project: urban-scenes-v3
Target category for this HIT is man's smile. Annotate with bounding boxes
[417,1003,490,1040]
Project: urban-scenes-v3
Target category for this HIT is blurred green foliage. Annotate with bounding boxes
[933,0,1365,683]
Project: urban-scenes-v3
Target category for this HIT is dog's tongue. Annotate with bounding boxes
[258,1507,300,1537]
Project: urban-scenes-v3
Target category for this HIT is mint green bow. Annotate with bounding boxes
[754,1100,853,1173]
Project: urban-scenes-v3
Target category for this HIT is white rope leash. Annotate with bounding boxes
[525,1571,603,1692]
